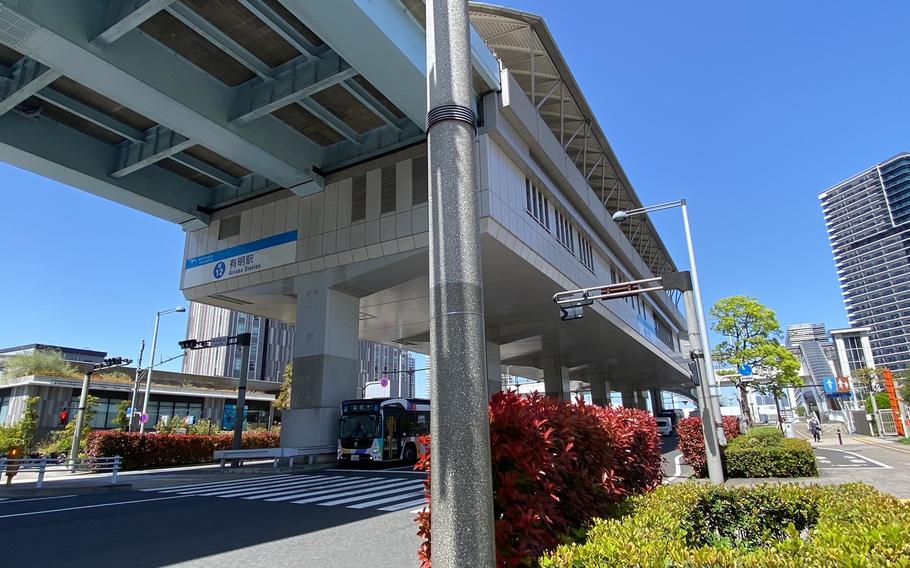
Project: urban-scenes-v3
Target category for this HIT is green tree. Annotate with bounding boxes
[114,400,130,431]
[17,395,41,452]
[751,343,803,428]
[710,296,782,426]
[275,363,293,411]
[3,350,79,379]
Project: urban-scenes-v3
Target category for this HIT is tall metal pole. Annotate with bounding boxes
[680,201,727,447]
[128,339,145,432]
[681,288,724,483]
[69,370,93,470]
[232,334,252,465]
[139,312,161,434]
[426,1,496,565]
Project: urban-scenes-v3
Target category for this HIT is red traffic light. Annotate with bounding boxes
[59,409,69,425]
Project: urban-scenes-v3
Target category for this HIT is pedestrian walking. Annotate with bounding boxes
[808,416,821,442]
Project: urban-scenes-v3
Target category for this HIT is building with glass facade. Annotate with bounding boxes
[820,153,910,370]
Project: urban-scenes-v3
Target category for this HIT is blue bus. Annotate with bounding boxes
[337,398,430,464]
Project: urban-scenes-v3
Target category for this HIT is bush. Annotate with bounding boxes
[725,436,816,478]
[676,415,741,477]
[540,483,910,567]
[416,392,662,567]
[0,424,21,454]
[86,430,280,470]
[3,349,79,378]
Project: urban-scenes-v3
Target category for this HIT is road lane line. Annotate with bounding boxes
[290,478,418,505]
[147,474,295,493]
[822,447,892,469]
[380,498,429,512]
[0,495,77,504]
[263,478,374,502]
[0,495,190,519]
[312,481,426,506]
[187,475,332,497]
[346,490,426,509]
[240,477,372,500]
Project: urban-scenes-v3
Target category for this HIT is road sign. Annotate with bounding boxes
[380,376,390,388]
[822,376,838,395]
[139,412,149,424]
[738,364,752,376]
[126,406,133,415]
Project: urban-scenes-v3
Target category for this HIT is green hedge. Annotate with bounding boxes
[540,483,910,567]
[725,430,817,478]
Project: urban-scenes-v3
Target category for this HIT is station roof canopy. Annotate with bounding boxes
[469,3,677,277]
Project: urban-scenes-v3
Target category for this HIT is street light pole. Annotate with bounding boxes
[128,339,145,432]
[69,368,94,470]
[426,1,496,565]
[140,306,185,433]
[231,333,252,466]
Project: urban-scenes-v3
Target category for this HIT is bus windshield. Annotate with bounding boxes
[340,414,378,439]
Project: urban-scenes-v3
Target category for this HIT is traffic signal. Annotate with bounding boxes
[59,409,69,425]
[179,339,200,350]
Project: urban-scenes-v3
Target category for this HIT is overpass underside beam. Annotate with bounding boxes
[0,57,60,115]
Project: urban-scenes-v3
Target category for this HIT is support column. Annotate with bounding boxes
[280,273,360,448]
[621,390,636,408]
[543,362,570,400]
[650,387,665,414]
[590,377,611,406]
[486,342,502,399]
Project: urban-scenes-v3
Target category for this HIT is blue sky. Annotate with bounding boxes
[2,1,909,397]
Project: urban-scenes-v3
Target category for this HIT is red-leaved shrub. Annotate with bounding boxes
[676,415,740,476]
[415,391,662,567]
[86,430,280,470]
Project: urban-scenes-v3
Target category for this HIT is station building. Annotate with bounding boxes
[0,1,694,449]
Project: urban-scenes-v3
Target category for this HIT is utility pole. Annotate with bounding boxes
[426,1,496,566]
[128,339,145,432]
[232,333,252,466]
[70,357,130,470]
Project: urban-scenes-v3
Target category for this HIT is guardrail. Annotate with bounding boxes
[1,456,122,488]
[214,446,337,469]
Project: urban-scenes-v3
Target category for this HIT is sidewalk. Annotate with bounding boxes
[722,423,910,498]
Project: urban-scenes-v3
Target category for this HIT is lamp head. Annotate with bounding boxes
[175,306,186,313]
[612,211,630,223]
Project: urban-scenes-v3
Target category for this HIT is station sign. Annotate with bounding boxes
[183,230,297,288]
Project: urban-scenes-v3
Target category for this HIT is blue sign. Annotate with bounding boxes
[738,364,753,376]
[126,406,133,415]
[213,261,226,279]
[185,230,297,269]
[822,376,838,395]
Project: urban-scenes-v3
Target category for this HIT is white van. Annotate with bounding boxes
[654,416,674,437]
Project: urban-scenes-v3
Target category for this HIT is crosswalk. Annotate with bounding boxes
[143,474,428,512]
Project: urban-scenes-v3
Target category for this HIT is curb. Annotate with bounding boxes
[0,483,133,498]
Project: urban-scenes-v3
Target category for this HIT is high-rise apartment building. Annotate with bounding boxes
[182,303,295,383]
[819,153,910,370]
[183,303,418,397]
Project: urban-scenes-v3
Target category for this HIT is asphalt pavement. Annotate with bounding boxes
[0,467,426,568]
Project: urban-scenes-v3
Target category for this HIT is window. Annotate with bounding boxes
[578,235,594,272]
[381,166,396,214]
[351,175,367,221]
[556,210,574,251]
[525,178,549,229]
[412,156,428,206]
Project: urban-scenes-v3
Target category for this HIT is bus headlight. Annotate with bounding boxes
[372,448,379,454]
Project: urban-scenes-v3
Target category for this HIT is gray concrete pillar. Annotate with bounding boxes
[650,387,665,414]
[622,389,648,409]
[281,273,360,448]
[543,363,570,400]
[486,342,501,399]
[590,378,611,406]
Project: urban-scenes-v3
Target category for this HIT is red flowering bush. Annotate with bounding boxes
[676,415,740,477]
[86,430,280,470]
[416,392,663,567]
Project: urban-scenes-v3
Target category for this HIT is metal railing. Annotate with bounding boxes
[1,456,122,488]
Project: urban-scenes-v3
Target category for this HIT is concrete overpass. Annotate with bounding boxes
[0,0,695,446]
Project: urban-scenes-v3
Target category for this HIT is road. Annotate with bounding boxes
[0,467,426,568]
[2,439,686,568]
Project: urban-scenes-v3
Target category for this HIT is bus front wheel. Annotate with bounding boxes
[402,443,417,465]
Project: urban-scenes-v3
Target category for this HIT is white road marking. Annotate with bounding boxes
[0,495,190,519]
[0,495,77,504]
[146,474,294,493]
[379,498,429,512]
[188,475,332,498]
[263,478,376,502]
[347,490,426,509]
[313,481,426,506]
[288,478,418,505]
